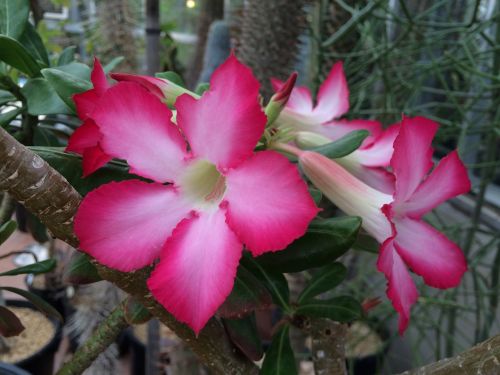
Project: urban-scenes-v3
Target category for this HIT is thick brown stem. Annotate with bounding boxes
[310,319,347,375]
[0,127,258,375]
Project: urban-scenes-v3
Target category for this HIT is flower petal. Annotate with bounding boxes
[73,89,100,120]
[312,61,350,122]
[90,57,108,96]
[394,217,467,289]
[147,209,242,334]
[66,120,101,155]
[110,73,166,101]
[175,55,266,170]
[224,151,318,256]
[92,82,188,183]
[392,116,438,202]
[75,180,192,272]
[319,119,383,147]
[400,151,471,218]
[272,78,314,115]
[377,238,418,335]
[82,145,112,177]
[355,124,400,167]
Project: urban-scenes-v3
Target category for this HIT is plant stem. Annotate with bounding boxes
[309,319,347,375]
[0,193,15,225]
[56,300,129,375]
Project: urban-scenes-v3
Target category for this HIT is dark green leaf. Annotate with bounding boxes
[57,46,77,66]
[218,265,272,318]
[41,67,92,110]
[0,306,25,337]
[241,255,290,310]
[296,296,362,322]
[194,82,209,95]
[0,0,29,40]
[19,22,49,66]
[0,107,21,128]
[260,325,297,375]
[0,287,63,322]
[224,313,263,361]
[0,35,41,76]
[155,71,185,87]
[0,89,16,105]
[298,263,347,303]
[0,220,17,245]
[33,127,60,146]
[25,210,48,243]
[309,187,322,205]
[308,130,369,159]
[124,297,151,324]
[352,233,379,254]
[63,252,102,285]
[21,78,72,115]
[103,56,124,73]
[255,216,361,273]
[0,259,56,277]
[31,146,138,195]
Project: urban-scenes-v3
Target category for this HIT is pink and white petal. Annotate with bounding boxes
[75,180,192,272]
[82,145,112,177]
[147,209,242,334]
[223,151,318,256]
[401,151,471,218]
[353,165,395,194]
[377,238,418,335]
[110,73,165,101]
[394,217,467,289]
[312,61,350,122]
[392,116,438,203]
[318,119,383,147]
[93,82,188,183]
[73,89,100,121]
[91,58,108,96]
[175,55,266,170]
[356,124,400,167]
[66,120,102,155]
[271,78,313,115]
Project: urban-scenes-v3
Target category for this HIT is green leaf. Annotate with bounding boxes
[0,0,29,40]
[0,35,41,76]
[124,297,151,325]
[241,255,290,310]
[260,325,297,375]
[218,265,273,318]
[352,233,379,253]
[309,187,322,205]
[223,313,263,361]
[103,56,124,73]
[296,296,362,322]
[308,130,369,159]
[194,82,209,95]
[31,146,139,196]
[255,217,361,273]
[0,107,21,128]
[298,263,347,304]
[0,287,63,322]
[21,78,72,115]
[155,71,185,87]
[57,46,77,66]
[25,210,48,243]
[0,220,17,245]
[54,62,91,80]
[0,306,25,337]
[41,67,92,110]
[63,252,102,285]
[0,89,16,105]
[19,22,49,66]
[33,127,60,146]
[0,259,56,277]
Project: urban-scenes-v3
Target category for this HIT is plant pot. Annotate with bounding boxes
[346,321,388,375]
[25,274,72,320]
[1,300,63,375]
[0,363,31,375]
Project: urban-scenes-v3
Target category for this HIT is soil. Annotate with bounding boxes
[0,307,55,363]
[345,321,383,359]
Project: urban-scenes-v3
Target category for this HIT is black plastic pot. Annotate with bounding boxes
[121,328,145,375]
[0,363,31,375]
[25,275,71,320]
[7,299,63,375]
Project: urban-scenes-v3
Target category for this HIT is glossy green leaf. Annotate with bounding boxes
[155,71,185,87]
[33,127,60,146]
[31,146,139,195]
[19,22,49,66]
[224,313,263,361]
[41,67,91,110]
[0,259,56,277]
[57,46,77,66]
[352,233,379,254]
[255,216,361,273]
[0,107,21,128]
[0,35,41,76]
[0,89,16,105]
[54,62,91,80]
[194,82,209,95]
[296,296,362,322]
[21,78,72,115]
[308,130,369,159]
[241,255,290,310]
[103,56,124,73]
[124,297,151,325]
[298,262,347,303]
[0,220,17,245]
[0,306,25,337]
[0,287,63,322]
[260,325,297,375]
[0,0,29,40]
[308,187,322,205]
[63,252,102,285]
[218,265,272,318]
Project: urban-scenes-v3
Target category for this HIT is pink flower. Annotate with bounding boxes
[298,116,470,334]
[74,55,319,334]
